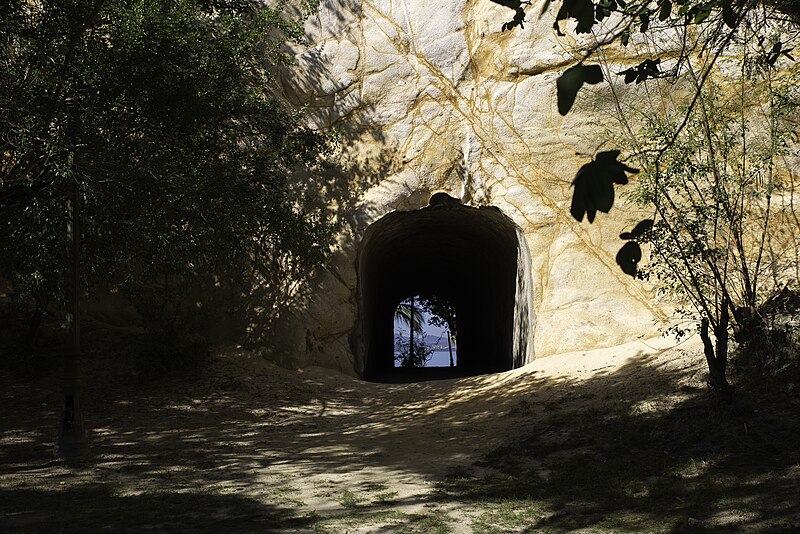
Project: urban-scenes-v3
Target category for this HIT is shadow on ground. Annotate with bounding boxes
[0,485,314,533]
[2,324,799,532]
[436,363,800,533]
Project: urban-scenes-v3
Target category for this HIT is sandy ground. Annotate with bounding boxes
[2,333,799,532]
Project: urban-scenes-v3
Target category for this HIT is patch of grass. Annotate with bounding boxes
[338,489,365,508]
[392,511,452,534]
[363,481,388,492]
[373,490,399,504]
[470,500,547,533]
[310,509,410,533]
[265,484,305,506]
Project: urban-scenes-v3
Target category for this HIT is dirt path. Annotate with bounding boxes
[2,335,799,532]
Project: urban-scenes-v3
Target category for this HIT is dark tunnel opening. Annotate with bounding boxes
[353,193,534,381]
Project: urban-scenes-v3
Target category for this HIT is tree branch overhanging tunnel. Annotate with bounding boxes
[354,193,535,381]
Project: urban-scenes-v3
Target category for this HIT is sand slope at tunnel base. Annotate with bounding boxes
[283,336,704,522]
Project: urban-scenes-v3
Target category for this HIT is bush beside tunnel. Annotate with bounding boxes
[352,193,534,380]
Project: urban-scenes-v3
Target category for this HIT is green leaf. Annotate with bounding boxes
[694,7,711,23]
[557,64,604,115]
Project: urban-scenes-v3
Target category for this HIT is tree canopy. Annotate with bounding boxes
[0,0,334,342]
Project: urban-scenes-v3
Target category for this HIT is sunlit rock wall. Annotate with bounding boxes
[278,0,674,374]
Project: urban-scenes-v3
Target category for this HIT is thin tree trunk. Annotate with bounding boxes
[700,310,732,401]
[408,296,415,368]
[447,329,453,367]
[57,178,86,456]
[22,299,45,358]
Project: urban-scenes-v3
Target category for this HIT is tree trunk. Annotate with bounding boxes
[408,296,415,368]
[447,330,454,367]
[700,308,732,402]
[22,299,44,358]
[57,180,86,457]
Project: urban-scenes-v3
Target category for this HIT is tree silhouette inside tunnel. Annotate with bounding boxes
[393,294,458,368]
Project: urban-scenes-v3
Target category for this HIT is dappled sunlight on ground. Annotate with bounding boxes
[2,335,799,532]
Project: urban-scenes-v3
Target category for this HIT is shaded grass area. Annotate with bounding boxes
[434,382,800,532]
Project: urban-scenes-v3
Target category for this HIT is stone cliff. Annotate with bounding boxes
[277,0,681,375]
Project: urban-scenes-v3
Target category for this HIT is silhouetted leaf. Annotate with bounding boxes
[557,64,604,115]
[618,67,637,83]
[596,150,639,182]
[765,41,790,66]
[570,150,639,222]
[769,42,795,62]
[555,0,596,35]
[583,65,604,84]
[659,0,671,20]
[620,30,630,46]
[630,218,654,238]
[501,8,528,31]
[620,219,653,240]
[722,1,737,28]
[639,11,650,32]
[617,59,661,84]
[616,241,642,276]
[490,0,525,9]
[595,0,617,20]
[491,0,531,31]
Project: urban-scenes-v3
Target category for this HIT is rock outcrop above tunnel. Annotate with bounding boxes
[276,0,674,374]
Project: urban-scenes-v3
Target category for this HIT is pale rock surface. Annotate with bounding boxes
[280,0,674,374]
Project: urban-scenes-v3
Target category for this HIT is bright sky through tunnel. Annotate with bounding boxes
[393,295,457,368]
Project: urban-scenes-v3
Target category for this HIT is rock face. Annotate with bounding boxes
[279,0,672,376]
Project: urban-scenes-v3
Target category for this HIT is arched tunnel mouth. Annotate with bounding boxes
[353,193,534,382]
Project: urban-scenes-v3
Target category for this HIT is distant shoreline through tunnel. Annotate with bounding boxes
[353,193,534,381]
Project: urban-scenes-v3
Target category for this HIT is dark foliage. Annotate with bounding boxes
[0,0,334,344]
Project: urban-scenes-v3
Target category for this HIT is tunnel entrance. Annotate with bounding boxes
[354,193,534,381]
